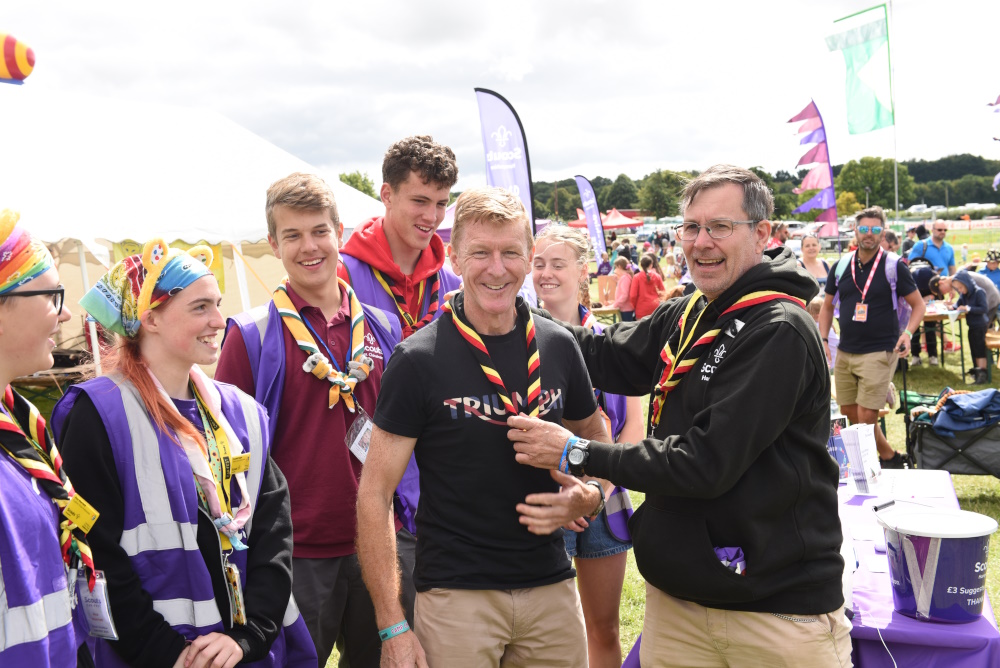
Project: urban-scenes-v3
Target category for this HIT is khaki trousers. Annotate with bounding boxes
[640,583,853,668]
[414,578,588,667]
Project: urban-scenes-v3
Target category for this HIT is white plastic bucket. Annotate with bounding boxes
[875,504,997,623]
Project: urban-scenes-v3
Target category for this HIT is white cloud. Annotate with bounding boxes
[4,0,999,196]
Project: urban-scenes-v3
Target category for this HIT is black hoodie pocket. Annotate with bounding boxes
[630,501,755,606]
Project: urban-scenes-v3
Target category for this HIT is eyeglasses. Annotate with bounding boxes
[856,225,883,235]
[2,285,65,315]
[677,219,759,241]
[933,228,948,233]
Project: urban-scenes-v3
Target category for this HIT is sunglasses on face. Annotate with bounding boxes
[856,225,883,235]
[2,285,65,315]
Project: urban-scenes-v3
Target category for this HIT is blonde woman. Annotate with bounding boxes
[533,226,644,668]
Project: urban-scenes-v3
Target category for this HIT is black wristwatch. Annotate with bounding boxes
[567,438,591,476]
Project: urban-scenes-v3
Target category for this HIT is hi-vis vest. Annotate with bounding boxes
[0,426,78,667]
[53,375,316,668]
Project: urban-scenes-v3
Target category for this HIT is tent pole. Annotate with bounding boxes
[77,242,102,376]
[231,241,252,311]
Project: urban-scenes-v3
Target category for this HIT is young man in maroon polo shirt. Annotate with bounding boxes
[216,173,406,667]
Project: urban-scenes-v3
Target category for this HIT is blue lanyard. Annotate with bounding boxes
[302,315,344,373]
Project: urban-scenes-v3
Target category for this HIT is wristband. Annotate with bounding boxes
[822,337,828,342]
[902,329,912,339]
[560,436,572,474]
[584,480,606,518]
[379,620,410,642]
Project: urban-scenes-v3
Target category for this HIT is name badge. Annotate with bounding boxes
[63,494,100,534]
[230,453,251,475]
[77,570,119,640]
[853,303,868,322]
[346,406,374,464]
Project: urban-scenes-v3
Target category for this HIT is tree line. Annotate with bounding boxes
[338,152,1000,222]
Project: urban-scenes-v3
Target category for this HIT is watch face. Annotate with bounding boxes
[568,448,586,466]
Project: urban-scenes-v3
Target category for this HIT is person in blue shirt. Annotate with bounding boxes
[979,249,1000,294]
[907,221,956,276]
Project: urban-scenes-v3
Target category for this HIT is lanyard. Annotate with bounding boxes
[191,384,236,550]
[850,247,884,304]
[303,316,343,373]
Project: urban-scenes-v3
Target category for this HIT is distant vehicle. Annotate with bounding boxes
[907,204,928,213]
[785,221,810,239]
[928,205,947,212]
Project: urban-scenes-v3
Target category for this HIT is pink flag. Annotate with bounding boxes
[797,116,823,134]
[816,207,838,223]
[793,166,832,193]
[795,116,823,134]
[988,94,1000,107]
[788,101,819,123]
[797,142,829,167]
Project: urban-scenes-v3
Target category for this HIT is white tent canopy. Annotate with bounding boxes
[0,88,385,367]
[0,87,383,253]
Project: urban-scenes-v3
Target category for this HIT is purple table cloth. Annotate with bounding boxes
[842,469,1000,667]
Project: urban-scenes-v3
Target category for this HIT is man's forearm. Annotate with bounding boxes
[356,488,406,629]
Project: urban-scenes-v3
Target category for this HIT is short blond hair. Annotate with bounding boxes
[265,172,339,239]
[452,187,532,253]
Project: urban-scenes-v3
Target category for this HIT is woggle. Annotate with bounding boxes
[0,33,34,84]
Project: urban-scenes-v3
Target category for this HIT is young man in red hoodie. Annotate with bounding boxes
[338,135,462,340]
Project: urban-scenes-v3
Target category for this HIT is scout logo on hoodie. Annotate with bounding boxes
[364,331,384,361]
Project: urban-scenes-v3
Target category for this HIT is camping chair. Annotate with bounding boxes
[902,386,1000,479]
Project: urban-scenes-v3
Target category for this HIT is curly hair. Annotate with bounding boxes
[382,135,459,190]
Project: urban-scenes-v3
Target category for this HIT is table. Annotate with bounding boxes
[921,308,966,377]
[591,306,621,324]
[11,363,94,406]
[841,469,1000,667]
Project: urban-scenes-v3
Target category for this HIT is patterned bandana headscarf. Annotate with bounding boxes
[80,237,214,337]
[0,209,54,295]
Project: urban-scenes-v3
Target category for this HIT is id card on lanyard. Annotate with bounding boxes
[851,247,883,322]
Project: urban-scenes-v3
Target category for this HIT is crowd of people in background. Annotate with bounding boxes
[6,126,1000,668]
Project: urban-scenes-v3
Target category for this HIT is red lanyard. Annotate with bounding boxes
[850,247,883,304]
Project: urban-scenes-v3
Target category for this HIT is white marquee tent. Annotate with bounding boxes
[0,87,385,357]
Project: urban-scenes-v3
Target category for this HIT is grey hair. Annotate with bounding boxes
[680,164,774,222]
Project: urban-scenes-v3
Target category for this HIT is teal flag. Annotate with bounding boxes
[827,6,894,134]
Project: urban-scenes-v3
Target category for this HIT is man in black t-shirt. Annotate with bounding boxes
[818,206,925,468]
[356,187,607,668]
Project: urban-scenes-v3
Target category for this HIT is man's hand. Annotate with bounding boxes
[894,333,911,358]
[822,340,832,364]
[516,470,602,535]
[381,631,428,668]
[507,414,573,470]
[184,632,243,668]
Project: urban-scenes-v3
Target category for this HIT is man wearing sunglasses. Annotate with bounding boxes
[819,206,925,469]
[907,220,956,276]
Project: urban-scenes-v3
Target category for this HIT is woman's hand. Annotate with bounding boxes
[184,633,244,668]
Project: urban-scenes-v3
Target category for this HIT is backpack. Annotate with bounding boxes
[833,250,912,334]
[907,239,933,271]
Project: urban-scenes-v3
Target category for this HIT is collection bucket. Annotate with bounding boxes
[874,503,997,623]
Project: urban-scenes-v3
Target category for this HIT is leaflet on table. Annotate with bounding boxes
[828,415,850,481]
[840,424,881,494]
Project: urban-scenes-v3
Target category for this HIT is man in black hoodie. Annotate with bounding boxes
[509,165,851,666]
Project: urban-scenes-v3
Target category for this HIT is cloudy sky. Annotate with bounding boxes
[6,1,999,192]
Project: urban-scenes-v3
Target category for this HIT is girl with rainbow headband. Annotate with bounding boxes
[0,209,93,667]
[52,238,315,668]
[532,226,644,668]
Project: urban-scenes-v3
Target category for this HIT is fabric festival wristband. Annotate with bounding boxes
[560,437,573,474]
[379,620,410,642]
[902,330,913,338]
